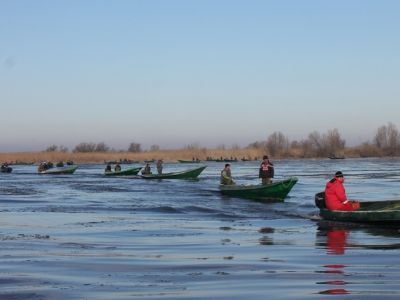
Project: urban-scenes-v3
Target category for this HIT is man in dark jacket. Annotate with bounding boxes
[259,155,274,185]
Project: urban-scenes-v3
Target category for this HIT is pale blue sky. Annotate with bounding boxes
[1,0,399,151]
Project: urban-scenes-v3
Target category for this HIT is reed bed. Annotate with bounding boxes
[1,145,393,165]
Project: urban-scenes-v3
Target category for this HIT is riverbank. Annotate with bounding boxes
[0,146,398,164]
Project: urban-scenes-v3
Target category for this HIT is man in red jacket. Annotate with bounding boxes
[325,171,360,211]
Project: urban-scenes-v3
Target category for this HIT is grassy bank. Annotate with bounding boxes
[1,146,397,165]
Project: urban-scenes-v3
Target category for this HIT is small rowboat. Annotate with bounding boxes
[141,166,207,180]
[315,192,400,225]
[104,167,142,176]
[219,177,298,202]
[39,165,78,175]
[1,166,12,173]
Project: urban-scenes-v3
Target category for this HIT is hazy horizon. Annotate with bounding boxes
[1,1,399,152]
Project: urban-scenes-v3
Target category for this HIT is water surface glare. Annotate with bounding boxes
[1,159,400,299]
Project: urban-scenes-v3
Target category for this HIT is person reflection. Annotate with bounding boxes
[316,225,351,296]
[326,229,348,255]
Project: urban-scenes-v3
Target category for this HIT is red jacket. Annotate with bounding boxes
[325,178,349,211]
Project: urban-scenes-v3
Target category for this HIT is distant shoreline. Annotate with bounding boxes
[1,148,399,164]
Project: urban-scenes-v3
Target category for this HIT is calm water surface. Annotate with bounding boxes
[0,158,400,299]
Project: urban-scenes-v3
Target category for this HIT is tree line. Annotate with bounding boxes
[247,122,400,158]
[44,122,400,157]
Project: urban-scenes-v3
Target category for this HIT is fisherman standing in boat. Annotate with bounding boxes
[259,155,274,184]
[115,164,121,172]
[156,159,163,175]
[220,164,235,185]
[325,171,360,211]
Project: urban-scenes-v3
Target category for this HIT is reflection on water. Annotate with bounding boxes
[326,230,348,255]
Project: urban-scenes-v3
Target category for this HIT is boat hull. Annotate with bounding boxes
[141,166,207,179]
[315,192,400,224]
[1,167,12,173]
[39,166,78,175]
[104,167,142,176]
[220,177,298,201]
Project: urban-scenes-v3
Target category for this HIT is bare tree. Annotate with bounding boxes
[128,142,142,153]
[324,128,346,155]
[299,139,313,158]
[73,142,96,153]
[266,131,289,156]
[95,142,110,152]
[150,144,160,151]
[374,122,400,155]
[45,145,58,152]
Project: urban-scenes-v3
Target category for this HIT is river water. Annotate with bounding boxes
[0,158,400,299]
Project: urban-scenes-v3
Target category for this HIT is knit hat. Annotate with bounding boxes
[335,171,344,178]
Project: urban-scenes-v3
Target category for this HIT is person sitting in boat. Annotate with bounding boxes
[56,161,64,167]
[38,162,48,172]
[220,164,235,185]
[156,159,163,175]
[1,163,12,173]
[66,160,74,165]
[115,164,121,172]
[259,155,274,185]
[325,171,360,211]
[142,163,152,175]
[105,164,112,173]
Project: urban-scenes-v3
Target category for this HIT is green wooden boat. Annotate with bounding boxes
[315,192,400,224]
[219,177,298,201]
[141,166,207,179]
[104,167,142,176]
[39,165,78,175]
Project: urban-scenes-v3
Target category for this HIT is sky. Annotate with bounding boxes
[1,0,399,151]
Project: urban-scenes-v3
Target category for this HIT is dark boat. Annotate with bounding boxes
[1,165,12,173]
[104,167,142,176]
[141,166,207,180]
[177,159,201,163]
[315,192,400,224]
[220,177,298,202]
[328,155,345,159]
[39,165,78,175]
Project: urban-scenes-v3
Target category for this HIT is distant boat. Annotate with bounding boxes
[104,160,139,164]
[328,155,345,159]
[144,159,155,163]
[219,177,298,202]
[39,165,78,175]
[177,159,201,163]
[1,165,12,173]
[104,167,142,176]
[141,166,207,180]
[315,192,400,224]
